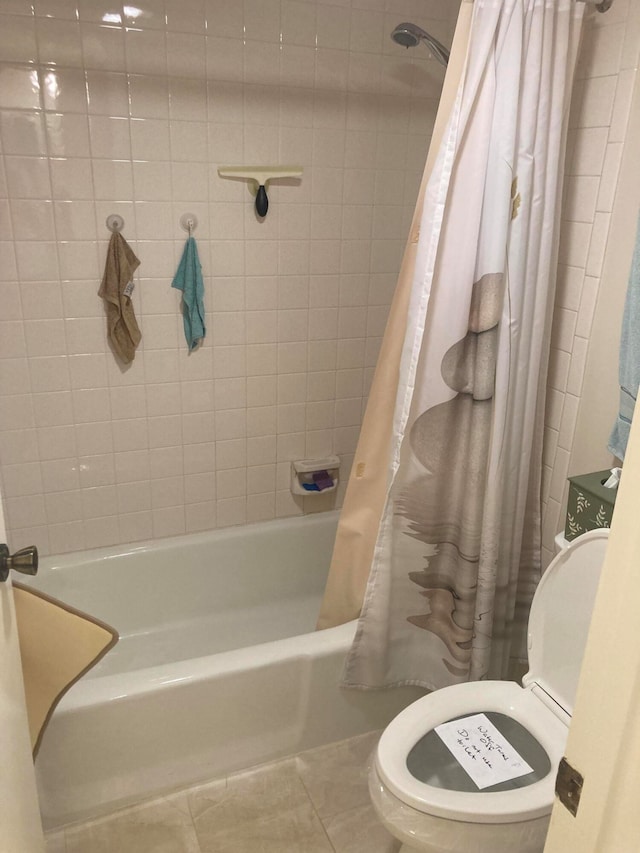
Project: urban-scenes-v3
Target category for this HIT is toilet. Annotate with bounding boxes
[369,529,609,853]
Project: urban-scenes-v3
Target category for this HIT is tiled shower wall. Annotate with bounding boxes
[541,0,640,566]
[0,0,458,555]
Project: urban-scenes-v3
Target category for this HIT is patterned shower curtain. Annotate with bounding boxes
[337,0,584,690]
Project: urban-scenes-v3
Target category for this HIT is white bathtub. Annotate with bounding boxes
[28,511,424,829]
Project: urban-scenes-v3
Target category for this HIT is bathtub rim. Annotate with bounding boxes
[52,618,357,711]
[34,509,342,573]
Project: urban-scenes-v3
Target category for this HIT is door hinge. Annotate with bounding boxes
[555,756,584,817]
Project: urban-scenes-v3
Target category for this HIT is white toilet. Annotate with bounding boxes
[369,529,609,853]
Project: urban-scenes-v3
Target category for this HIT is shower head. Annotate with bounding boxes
[390,22,450,67]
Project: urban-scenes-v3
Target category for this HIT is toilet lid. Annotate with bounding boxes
[375,680,568,823]
[524,529,609,716]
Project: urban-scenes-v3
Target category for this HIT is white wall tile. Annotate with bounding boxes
[215,495,245,527]
[76,421,112,456]
[0,14,37,63]
[1,283,22,320]
[621,0,640,69]
[246,492,275,522]
[118,510,153,543]
[577,22,624,79]
[25,318,67,356]
[86,70,128,116]
[215,408,246,440]
[0,395,34,432]
[1,111,47,157]
[37,17,83,66]
[124,28,166,75]
[48,519,85,553]
[247,405,276,437]
[88,115,131,159]
[149,445,183,479]
[247,434,276,466]
[541,9,635,563]
[577,74,617,127]
[596,142,623,212]
[148,414,182,447]
[58,240,100,280]
[2,461,43,498]
[566,335,589,398]
[567,125,609,176]
[558,220,592,268]
[243,0,281,43]
[81,23,126,72]
[0,428,39,464]
[169,79,208,123]
[575,274,601,339]
[50,157,93,199]
[5,156,51,198]
[40,457,79,492]
[152,505,185,537]
[585,211,611,278]
[609,68,635,141]
[0,66,40,111]
[41,67,87,113]
[38,424,78,461]
[563,176,600,223]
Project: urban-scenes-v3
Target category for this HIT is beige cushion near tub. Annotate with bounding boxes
[13,582,118,757]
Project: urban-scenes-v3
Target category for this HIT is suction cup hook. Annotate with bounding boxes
[106,214,125,233]
[180,212,198,236]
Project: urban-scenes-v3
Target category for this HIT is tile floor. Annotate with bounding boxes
[45,731,401,853]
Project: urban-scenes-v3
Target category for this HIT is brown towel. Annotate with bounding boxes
[13,582,118,757]
[99,231,142,364]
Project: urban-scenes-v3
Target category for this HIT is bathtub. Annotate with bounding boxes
[27,510,424,829]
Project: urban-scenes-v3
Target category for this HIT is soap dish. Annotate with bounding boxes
[291,456,340,496]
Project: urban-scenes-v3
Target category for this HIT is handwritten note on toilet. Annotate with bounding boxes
[435,713,534,789]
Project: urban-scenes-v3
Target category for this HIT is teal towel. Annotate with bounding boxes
[608,211,640,461]
[172,237,206,350]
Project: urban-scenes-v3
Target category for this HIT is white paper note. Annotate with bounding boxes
[435,713,534,790]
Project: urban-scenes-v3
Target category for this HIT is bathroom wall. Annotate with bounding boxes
[570,69,640,476]
[0,0,459,555]
[541,0,640,567]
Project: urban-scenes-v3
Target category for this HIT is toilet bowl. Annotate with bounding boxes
[369,529,609,853]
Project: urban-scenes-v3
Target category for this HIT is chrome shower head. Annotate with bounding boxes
[390,22,450,67]
[391,22,422,48]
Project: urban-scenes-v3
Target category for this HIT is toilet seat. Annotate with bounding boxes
[375,680,568,824]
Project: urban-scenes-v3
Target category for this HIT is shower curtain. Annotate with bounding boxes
[318,0,584,690]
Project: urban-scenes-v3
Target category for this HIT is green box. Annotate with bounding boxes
[565,469,618,541]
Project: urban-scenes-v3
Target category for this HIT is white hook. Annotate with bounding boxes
[180,212,198,236]
[106,214,125,233]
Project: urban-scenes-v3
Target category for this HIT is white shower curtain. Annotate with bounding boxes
[342,0,584,690]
